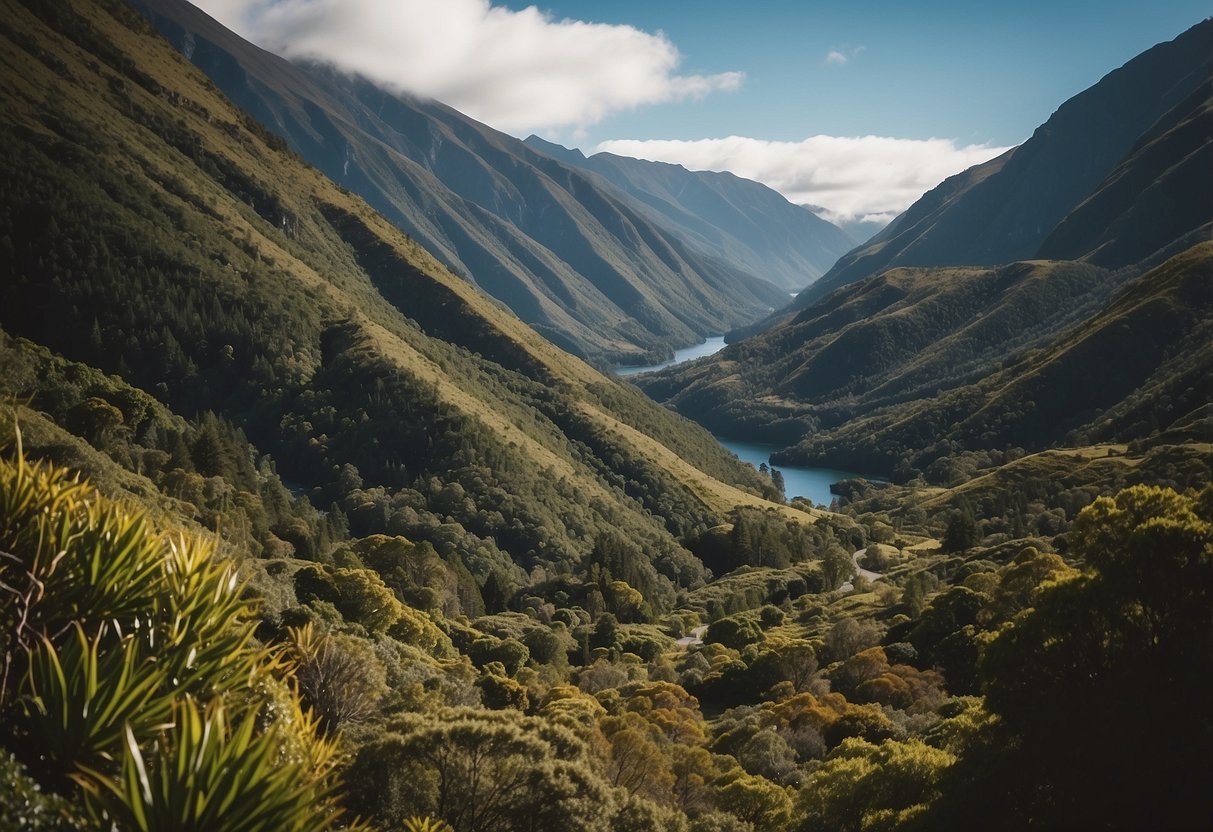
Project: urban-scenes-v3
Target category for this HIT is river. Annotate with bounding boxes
[612,338,864,506]
[713,437,863,507]
[613,337,728,377]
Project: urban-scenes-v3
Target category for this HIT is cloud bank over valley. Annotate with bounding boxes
[596,134,1015,228]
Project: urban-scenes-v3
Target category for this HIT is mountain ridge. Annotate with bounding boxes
[1037,76,1213,266]
[132,0,819,364]
[523,135,856,292]
[786,17,1213,313]
[0,0,818,611]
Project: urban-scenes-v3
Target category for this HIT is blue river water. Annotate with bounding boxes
[613,337,728,377]
[713,437,862,507]
[612,338,863,506]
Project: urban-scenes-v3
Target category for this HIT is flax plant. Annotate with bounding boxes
[0,431,345,830]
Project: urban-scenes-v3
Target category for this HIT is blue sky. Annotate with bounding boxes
[517,1,1211,149]
[198,0,1210,228]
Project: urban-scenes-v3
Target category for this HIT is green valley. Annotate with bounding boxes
[0,1,1210,831]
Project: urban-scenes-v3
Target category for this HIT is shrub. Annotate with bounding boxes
[0,439,343,830]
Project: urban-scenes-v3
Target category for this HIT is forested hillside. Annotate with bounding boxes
[639,248,1212,477]
[0,0,814,590]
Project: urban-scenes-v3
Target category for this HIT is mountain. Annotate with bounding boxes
[635,21,1213,477]
[128,0,793,365]
[0,0,820,615]
[2,4,1210,830]
[783,246,1212,473]
[523,136,856,292]
[1037,77,1213,267]
[791,18,1213,310]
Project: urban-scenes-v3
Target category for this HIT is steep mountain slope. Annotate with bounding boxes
[129,0,791,365]
[639,259,1121,440]
[1037,77,1213,267]
[523,136,856,292]
[0,0,811,607]
[792,17,1213,309]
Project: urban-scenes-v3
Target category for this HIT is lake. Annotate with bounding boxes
[612,338,864,506]
[613,336,727,377]
[713,437,864,507]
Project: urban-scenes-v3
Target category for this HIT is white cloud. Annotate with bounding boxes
[595,135,1014,225]
[824,45,864,67]
[193,0,743,134]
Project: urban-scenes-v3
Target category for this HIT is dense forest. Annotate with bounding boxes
[0,1,1210,830]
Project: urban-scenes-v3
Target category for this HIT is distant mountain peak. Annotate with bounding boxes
[524,134,856,293]
[522,134,586,165]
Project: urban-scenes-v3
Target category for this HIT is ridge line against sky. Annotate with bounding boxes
[192,0,1209,232]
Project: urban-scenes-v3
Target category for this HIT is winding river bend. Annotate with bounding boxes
[613,338,864,507]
